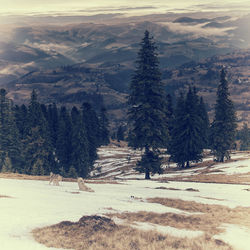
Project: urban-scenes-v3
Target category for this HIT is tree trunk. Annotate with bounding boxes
[220,155,224,162]
[145,170,150,180]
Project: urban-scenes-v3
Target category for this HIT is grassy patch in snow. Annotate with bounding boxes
[0,194,12,198]
[147,198,250,229]
[32,215,232,250]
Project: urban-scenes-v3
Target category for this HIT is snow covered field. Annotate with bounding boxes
[0,147,250,250]
[1,178,250,249]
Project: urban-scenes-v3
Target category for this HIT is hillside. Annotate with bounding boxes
[4,49,250,128]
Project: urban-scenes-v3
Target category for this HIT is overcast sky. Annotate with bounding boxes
[0,0,249,15]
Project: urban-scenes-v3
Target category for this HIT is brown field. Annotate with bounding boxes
[32,197,250,250]
[161,173,250,185]
[32,215,232,250]
[0,195,12,198]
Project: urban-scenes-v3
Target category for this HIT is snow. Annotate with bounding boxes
[1,149,250,250]
[208,158,250,175]
[214,224,250,250]
[0,178,203,250]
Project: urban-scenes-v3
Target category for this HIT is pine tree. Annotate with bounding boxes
[166,94,174,146]
[81,102,100,166]
[25,90,54,174]
[14,104,29,140]
[128,30,168,179]
[47,103,59,149]
[71,106,90,177]
[168,92,186,168]
[56,106,73,175]
[169,87,204,168]
[0,89,23,173]
[209,68,237,162]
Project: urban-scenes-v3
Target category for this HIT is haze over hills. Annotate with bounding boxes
[0,10,249,128]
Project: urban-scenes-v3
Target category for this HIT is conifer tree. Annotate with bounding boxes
[56,106,73,175]
[25,90,53,174]
[81,102,100,166]
[209,68,237,162]
[169,88,204,168]
[71,106,90,177]
[128,30,168,179]
[14,104,29,140]
[0,89,23,173]
[47,103,59,149]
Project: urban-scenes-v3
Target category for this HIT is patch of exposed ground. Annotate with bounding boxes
[0,173,122,184]
[155,187,199,192]
[0,195,12,198]
[162,173,250,185]
[147,198,250,229]
[33,215,232,250]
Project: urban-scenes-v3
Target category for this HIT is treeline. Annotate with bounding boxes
[0,89,109,177]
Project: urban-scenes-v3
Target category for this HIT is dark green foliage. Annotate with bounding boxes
[14,104,29,140]
[81,102,100,166]
[238,123,250,151]
[169,87,205,168]
[25,90,54,175]
[128,31,169,178]
[71,106,90,178]
[0,89,103,177]
[0,89,23,173]
[135,148,163,179]
[47,103,59,149]
[166,94,174,141]
[198,97,209,148]
[209,69,237,162]
[56,106,73,174]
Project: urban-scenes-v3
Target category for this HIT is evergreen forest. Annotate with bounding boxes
[0,89,109,177]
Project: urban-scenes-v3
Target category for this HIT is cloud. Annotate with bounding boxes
[160,21,236,38]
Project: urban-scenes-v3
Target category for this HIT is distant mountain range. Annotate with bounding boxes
[0,13,249,128]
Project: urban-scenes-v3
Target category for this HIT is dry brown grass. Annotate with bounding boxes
[162,173,250,185]
[0,195,12,198]
[0,173,122,185]
[32,197,250,250]
[147,198,250,229]
[33,215,232,250]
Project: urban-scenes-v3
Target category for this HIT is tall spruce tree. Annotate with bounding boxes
[0,89,23,173]
[81,102,100,166]
[169,87,204,168]
[25,90,54,175]
[128,30,168,179]
[56,106,73,175]
[71,106,90,177]
[209,68,237,162]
